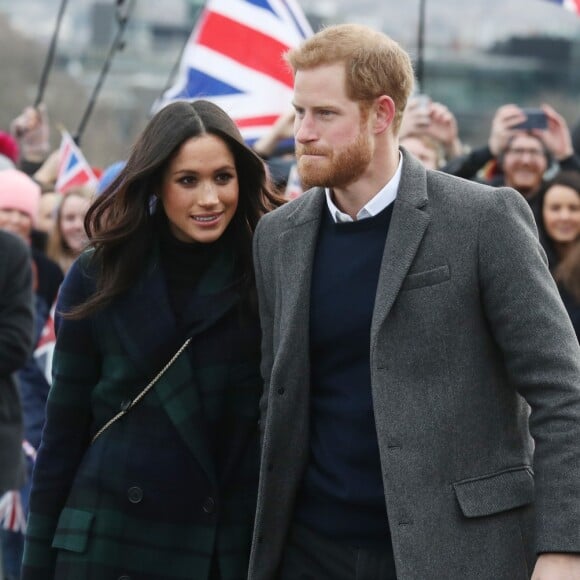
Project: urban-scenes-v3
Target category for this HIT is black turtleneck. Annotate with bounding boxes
[157,217,229,323]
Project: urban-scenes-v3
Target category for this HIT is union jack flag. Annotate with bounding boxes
[55,129,98,194]
[154,0,312,143]
[543,0,580,14]
[0,491,25,532]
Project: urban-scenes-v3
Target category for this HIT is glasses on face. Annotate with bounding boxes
[504,147,545,158]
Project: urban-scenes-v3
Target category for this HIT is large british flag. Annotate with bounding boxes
[55,130,98,194]
[543,0,580,14]
[154,0,312,143]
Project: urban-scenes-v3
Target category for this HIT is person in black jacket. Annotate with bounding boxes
[0,230,34,494]
[0,230,34,580]
[0,169,62,580]
[443,103,580,212]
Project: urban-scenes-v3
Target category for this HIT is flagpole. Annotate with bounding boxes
[155,2,206,109]
[73,0,136,145]
[157,31,193,103]
[34,0,70,107]
[416,0,426,92]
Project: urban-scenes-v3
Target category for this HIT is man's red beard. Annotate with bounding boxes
[296,131,373,190]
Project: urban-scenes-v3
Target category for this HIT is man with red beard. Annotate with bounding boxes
[250,23,580,580]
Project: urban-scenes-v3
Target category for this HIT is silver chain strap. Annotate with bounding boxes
[91,337,192,445]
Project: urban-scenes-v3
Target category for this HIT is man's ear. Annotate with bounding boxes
[373,95,396,134]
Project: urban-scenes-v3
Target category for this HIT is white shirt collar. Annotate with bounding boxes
[325,152,403,223]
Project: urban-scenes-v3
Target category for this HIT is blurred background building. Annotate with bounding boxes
[0,0,578,167]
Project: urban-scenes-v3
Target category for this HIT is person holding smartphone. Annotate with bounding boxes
[443,103,580,208]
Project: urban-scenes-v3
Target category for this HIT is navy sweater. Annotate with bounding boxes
[295,202,394,546]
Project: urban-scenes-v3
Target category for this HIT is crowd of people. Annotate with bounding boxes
[0,20,580,580]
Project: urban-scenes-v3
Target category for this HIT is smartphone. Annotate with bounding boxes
[513,108,548,130]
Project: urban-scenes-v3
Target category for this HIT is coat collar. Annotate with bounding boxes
[111,240,240,378]
[281,148,428,222]
[370,148,430,341]
[109,240,242,485]
[111,245,177,379]
[277,148,430,351]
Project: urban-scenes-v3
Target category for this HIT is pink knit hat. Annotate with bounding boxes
[0,169,41,226]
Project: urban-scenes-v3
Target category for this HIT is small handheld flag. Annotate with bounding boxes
[0,491,25,533]
[55,129,98,194]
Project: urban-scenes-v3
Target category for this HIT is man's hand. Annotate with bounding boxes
[532,104,574,161]
[252,109,295,158]
[425,102,463,159]
[400,97,464,160]
[488,104,526,156]
[10,103,51,163]
[399,95,431,139]
[532,553,580,579]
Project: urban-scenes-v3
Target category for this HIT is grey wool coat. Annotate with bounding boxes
[0,230,34,494]
[249,150,580,580]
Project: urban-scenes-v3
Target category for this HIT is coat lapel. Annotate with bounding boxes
[111,245,241,485]
[111,247,180,378]
[149,351,218,486]
[274,190,325,377]
[371,150,430,342]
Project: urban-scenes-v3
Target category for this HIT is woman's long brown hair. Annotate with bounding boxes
[67,100,283,319]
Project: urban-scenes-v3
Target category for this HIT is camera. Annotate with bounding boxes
[512,108,548,130]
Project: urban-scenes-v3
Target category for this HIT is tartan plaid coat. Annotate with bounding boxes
[21,241,262,580]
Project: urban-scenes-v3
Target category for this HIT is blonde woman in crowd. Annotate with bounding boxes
[46,187,93,275]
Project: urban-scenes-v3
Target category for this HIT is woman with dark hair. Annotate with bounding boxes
[537,170,580,340]
[21,100,282,580]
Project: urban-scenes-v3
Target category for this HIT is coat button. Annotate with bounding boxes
[120,399,132,412]
[277,387,285,395]
[127,486,143,504]
[202,496,215,514]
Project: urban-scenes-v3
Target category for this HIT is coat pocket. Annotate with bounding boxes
[52,507,94,553]
[453,466,534,518]
[401,264,450,291]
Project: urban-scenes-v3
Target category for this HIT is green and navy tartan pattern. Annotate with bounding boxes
[22,245,262,580]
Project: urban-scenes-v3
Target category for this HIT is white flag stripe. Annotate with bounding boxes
[164,47,293,118]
